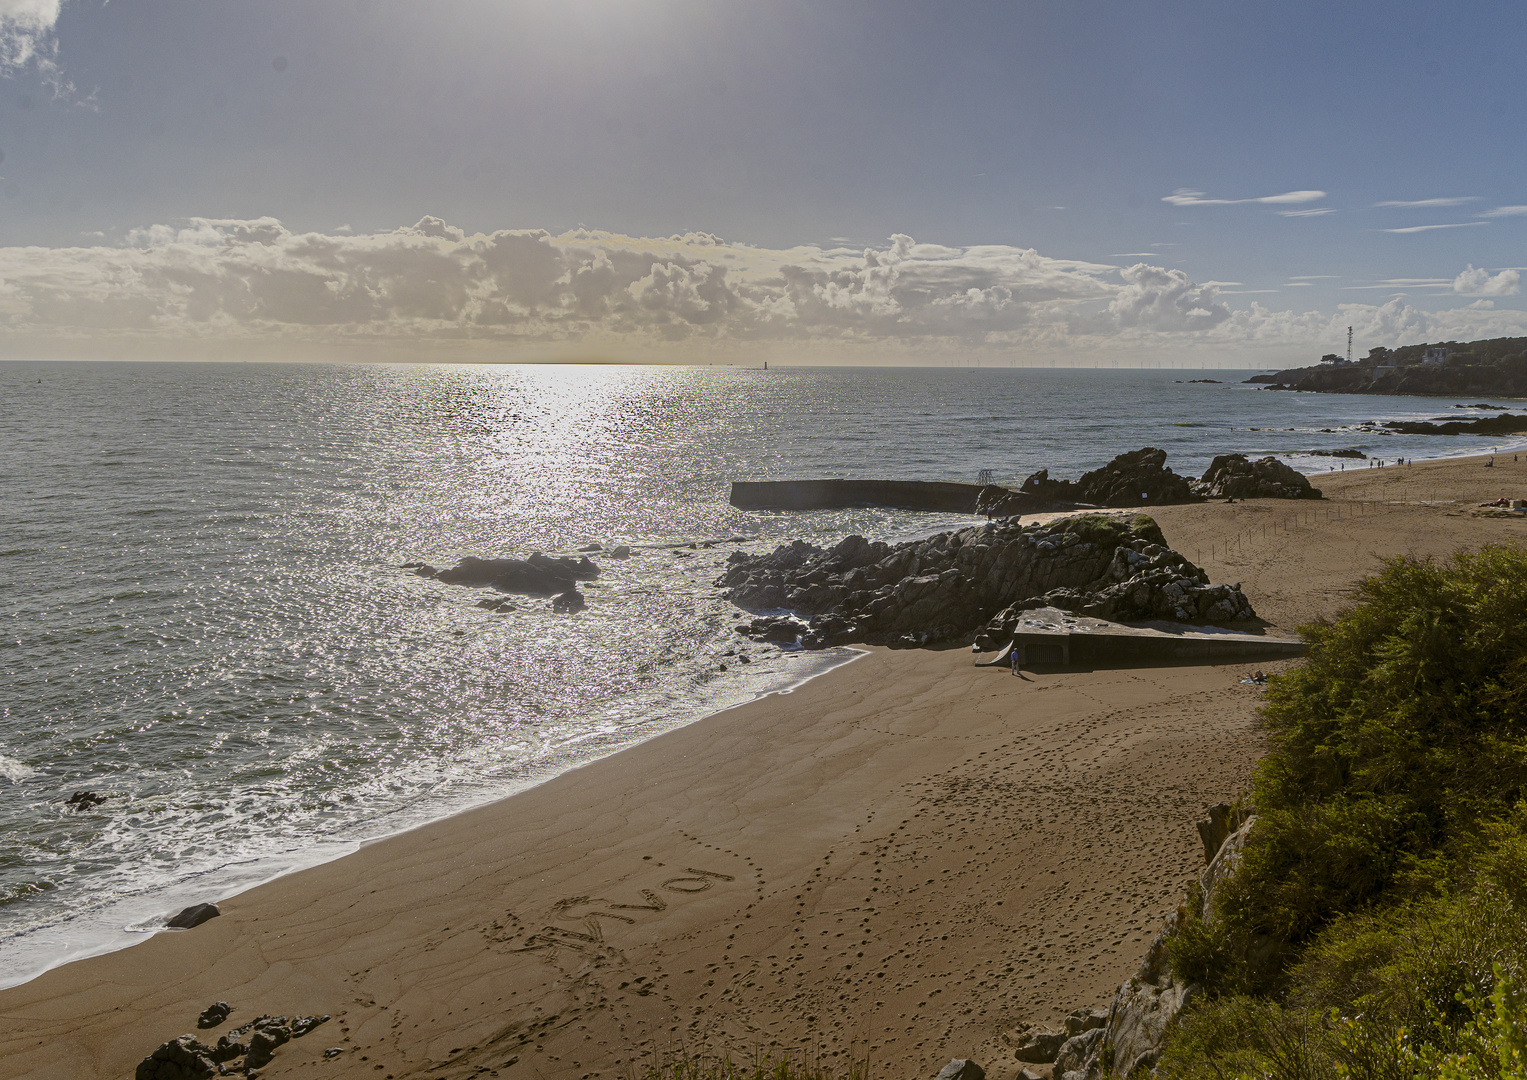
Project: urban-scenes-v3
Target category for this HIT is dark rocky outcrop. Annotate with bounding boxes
[429,554,599,595]
[137,1010,329,1078]
[1014,1030,1070,1063]
[64,790,109,810]
[1382,413,1527,436]
[195,1001,232,1029]
[1193,454,1322,500]
[978,448,1200,517]
[719,513,1255,649]
[551,589,586,613]
[1247,336,1527,397]
[166,903,220,930]
[135,1035,218,1080]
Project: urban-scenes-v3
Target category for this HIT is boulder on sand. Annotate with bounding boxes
[135,1035,217,1080]
[1194,454,1322,500]
[166,903,220,930]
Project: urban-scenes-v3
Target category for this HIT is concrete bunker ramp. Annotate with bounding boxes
[974,606,1305,670]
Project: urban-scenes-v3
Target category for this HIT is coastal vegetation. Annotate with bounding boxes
[1158,543,1527,1080]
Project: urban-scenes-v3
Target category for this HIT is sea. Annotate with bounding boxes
[1,361,1523,988]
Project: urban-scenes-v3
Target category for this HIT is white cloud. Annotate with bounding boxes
[1163,188,1326,207]
[0,0,59,69]
[1480,206,1527,218]
[1278,208,1336,217]
[1074,264,1231,333]
[1453,265,1521,297]
[1373,197,1478,208]
[1,216,1523,365]
[0,218,1125,350]
[1383,222,1490,234]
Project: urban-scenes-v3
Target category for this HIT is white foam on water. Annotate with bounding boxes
[0,754,35,782]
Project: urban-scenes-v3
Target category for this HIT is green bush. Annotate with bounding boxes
[1174,546,1527,992]
[1160,544,1527,1080]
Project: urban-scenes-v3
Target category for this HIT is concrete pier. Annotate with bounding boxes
[729,479,998,513]
[974,607,1305,669]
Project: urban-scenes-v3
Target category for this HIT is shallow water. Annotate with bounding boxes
[0,361,1520,986]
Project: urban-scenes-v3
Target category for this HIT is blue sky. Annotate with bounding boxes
[0,0,1523,364]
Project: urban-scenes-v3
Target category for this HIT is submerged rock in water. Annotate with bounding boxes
[719,513,1254,649]
[551,589,586,613]
[432,553,599,596]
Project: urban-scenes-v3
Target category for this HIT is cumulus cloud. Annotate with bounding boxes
[0,0,60,69]
[1069,265,1230,334]
[0,218,1127,350]
[1453,265,1521,297]
[1163,188,1325,207]
[1,216,1523,364]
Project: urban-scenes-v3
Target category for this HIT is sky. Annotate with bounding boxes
[0,0,1524,366]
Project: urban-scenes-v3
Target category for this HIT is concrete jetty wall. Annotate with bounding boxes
[729,479,994,513]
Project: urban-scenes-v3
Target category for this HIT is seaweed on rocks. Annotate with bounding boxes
[718,513,1255,649]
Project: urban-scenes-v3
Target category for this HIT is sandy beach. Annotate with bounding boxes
[3,451,1524,1080]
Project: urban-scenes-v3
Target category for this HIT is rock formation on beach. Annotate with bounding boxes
[974,447,1319,516]
[976,448,1197,515]
[720,513,1255,649]
[136,1010,330,1079]
[1195,453,1322,500]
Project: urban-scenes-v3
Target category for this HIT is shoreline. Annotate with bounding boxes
[3,452,1526,1080]
[0,643,870,995]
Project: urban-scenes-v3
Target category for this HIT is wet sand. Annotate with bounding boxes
[2,451,1524,1080]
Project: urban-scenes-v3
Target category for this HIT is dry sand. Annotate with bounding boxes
[2,451,1525,1080]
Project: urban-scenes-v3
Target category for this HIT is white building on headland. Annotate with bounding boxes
[1423,347,1449,365]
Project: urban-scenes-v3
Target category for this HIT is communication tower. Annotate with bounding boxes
[1347,326,1353,365]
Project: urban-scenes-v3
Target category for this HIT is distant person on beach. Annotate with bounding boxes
[1011,648,1021,676]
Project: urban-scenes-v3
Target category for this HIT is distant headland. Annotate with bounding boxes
[1247,334,1527,397]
